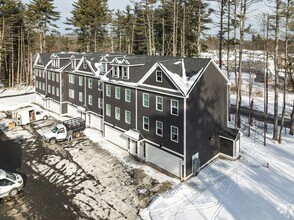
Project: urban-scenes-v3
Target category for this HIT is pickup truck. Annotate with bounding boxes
[43,117,86,144]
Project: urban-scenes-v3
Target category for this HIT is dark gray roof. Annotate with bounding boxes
[39,52,53,66]
[219,127,239,141]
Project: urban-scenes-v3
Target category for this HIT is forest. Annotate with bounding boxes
[0,0,293,140]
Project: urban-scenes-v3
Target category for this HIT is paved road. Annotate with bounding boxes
[230,105,291,128]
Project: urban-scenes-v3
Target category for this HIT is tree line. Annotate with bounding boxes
[0,0,293,139]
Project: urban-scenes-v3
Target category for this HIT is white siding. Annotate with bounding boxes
[146,143,182,178]
[67,104,81,118]
[48,100,60,114]
[88,114,103,131]
[104,125,128,150]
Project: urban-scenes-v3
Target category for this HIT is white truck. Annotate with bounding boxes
[12,107,50,125]
[43,117,86,144]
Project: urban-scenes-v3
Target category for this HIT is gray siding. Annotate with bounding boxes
[186,63,228,176]
[144,67,178,90]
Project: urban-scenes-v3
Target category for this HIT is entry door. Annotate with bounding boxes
[138,142,146,160]
[129,139,137,156]
[192,153,201,176]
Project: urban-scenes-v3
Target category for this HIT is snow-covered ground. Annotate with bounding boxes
[1,80,293,219]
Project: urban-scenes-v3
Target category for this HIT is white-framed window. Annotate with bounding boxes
[106,104,111,116]
[113,66,119,77]
[48,85,51,93]
[52,72,55,81]
[69,74,75,84]
[125,110,131,124]
[42,83,45,91]
[156,70,162,82]
[71,60,76,69]
[56,73,59,82]
[42,71,45,78]
[143,116,149,131]
[171,126,179,143]
[56,58,60,68]
[115,87,120,99]
[98,98,103,109]
[88,95,92,105]
[69,89,75,99]
[156,96,163,111]
[143,93,149,107]
[88,78,92,89]
[101,63,107,73]
[48,71,51,80]
[98,81,103,91]
[79,92,83,102]
[79,76,83,86]
[156,121,163,136]
[39,82,42,89]
[115,107,120,120]
[171,100,179,116]
[106,85,111,97]
[122,66,128,79]
[125,89,131,102]
[52,86,55,95]
[36,81,38,89]
[83,61,87,69]
[56,88,59,97]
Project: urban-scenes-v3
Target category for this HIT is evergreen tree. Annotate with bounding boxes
[26,0,60,53]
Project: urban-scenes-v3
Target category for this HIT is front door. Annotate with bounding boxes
[129,139,137,156]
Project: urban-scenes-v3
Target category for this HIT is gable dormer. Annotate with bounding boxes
[70,55,77,69]
[50,54,60,68]
[76,57,95,75]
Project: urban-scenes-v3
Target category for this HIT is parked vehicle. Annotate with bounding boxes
[12,107,50,125]
[0,169,24,198]
[43,117,86,144]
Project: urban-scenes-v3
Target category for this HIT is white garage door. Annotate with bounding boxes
[49,100,60,114]
[146,143,182,178]
[89,114,103,131]
[104,125,128,150]
[67,104,81,118]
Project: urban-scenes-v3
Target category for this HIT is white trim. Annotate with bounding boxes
[106,104,111,116]
[156,70,163,82]
[183,97,187,179]
[156,96,163,111]
[125,88,131,102]
[88,78,93,89]
[170,125,179,143]
[115,86,120,99]
[156,120,163,137]
[125,110,131,124]
[171,99,179,116]
[143,116,149,131]
[106,85,111,97]
[115,107,120,120]
[209,60,231,85]
[143,93,149,108]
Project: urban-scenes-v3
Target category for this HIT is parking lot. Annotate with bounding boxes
[0,113,174,219]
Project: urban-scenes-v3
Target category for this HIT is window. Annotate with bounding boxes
[88,78,92,89]
[56,88,59,97]
[52,72,55,81]
[171,100,179,116]
[42,71,45,78]
[156,70,162,82]
[115,87,120,99]
[48,85,51,93]
[56,73,59,82]
[79,92,83,102]
[98,98,103,109]
[98,81,102,91]
[156,121,163,136]
[171,126,179,142]
[106,104,111,116]
[42,83,45,91]
[69,74,75,84]
[122,66,128,79]
[69,89,75,99]
[113,66,119,77]
[88,95,92,105]
[143,116,149,131]
[79,76,83,86]
[39,82,41,90]
[101,63,107,73]
[83,61,87,69]
[125,89,131,102]
[125,110,131,124]
[48,72,51,80]
[71,60,76,69]
[115,107,120,120]
[52,86,55,95]
[36,81,38,89]
[143,93,149,107]
[156,96,163,111]
[106,85,111,97]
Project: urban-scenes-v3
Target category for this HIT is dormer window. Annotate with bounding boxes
[112,66,119,78]
[71,60,76,69]
[83,61,87,69]
[101,63,107,73]
[156,70,162,82]
[122,66,128,79]
[56,58,60,68]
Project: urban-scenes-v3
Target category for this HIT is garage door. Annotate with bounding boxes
[49,100,60,114]
[89,114,103,131]
[104,125,128,150]
[67,104,81,118]
[146,143,182,178]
